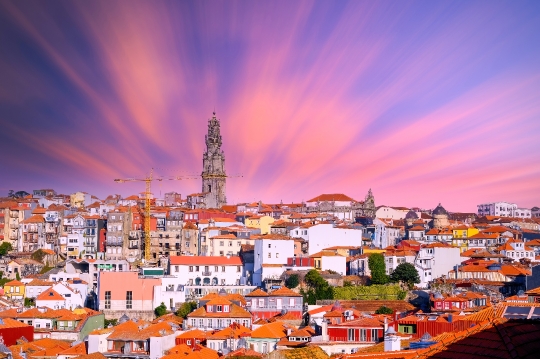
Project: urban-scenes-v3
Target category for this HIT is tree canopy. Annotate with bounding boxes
[176,301,197,318]
[301,270,334,304]
[285,274,300,289]
[154,302,167,317]
[375,305,394,314]
[0,242,12,256]
[390,262,420,288]
[368,253,388,285]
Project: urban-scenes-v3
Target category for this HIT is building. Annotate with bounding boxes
[169,255,245,286]
[97,271,161,320]
[186,296,252,331]
[201,112,227,209]
[414,243,461,287]
[477,201,531,218]
[253,234,295,287]
[245,286,303,320]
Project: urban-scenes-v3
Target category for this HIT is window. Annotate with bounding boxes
[222,266,225,272]
[348,329,355,341]
[229,241,233,247]
[105,291,111,309]
[126,291,133,309]
[360,329,366,341]
[195,266,199,272]
[268,253,271,258]
[276,253,279,258]
[186,241,190,247]
[220,241,224,246]
[371,329,378,341]
[217,305,223,312]
[28,320,33,326]
[189,266,193,272]
[289,298,295,306]
[175,266,179,272]
[46,323,50,328]
[268,244,271,248]
[237,266,241,272]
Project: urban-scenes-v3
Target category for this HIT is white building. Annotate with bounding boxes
[497,239,535,261]
[373,218,401,248]
[414,243,461,288]
[477,202,531,218]
[384,250,417,275]
[169,255,245,286]
[253,235,295,287]
[303,223,363,255]
[376,206,419,220]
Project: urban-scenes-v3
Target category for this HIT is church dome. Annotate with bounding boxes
[432,203,448,216]
[331,300,342,312]
[405,210,418,219]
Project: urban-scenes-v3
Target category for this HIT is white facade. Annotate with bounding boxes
[169,256,244,286]
[414,245,461,288]
[51,283,85,309]
[376,207,418,220]
[373,219,401,248]
[477,202,531,218]
[253,238,294,286]
[88,333,112,354]
[321,255,347,275]
[149,332,181,359]
[306,224,363,255]
[25,284,51,299]
[385,253,416,275]
[152,276,186,311]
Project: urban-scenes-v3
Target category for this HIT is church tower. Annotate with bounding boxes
[202,111,227,208]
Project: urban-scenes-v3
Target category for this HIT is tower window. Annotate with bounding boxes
[208,185,211,192]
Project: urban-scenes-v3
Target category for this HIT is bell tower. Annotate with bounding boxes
[202,111,227,208]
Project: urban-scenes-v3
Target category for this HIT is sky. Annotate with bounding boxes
[0,0,539,212]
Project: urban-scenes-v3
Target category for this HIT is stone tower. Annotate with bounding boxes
[432,203,449,229]
[202,111,227,208]
[362,188,376,218]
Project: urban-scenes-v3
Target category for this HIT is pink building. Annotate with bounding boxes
[98,271,161,320]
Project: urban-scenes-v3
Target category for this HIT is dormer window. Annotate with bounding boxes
[223,305,229,312]
[207,305,213,312]
[216,305,223,312]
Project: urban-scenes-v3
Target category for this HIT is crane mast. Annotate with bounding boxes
[114,169,196,262]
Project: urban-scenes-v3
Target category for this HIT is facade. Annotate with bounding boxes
[187,297,252,331]
[477,202,531,218]
[169,255,244,286]
[253,235,295,287]
[97,271,161,320]
[201,112,227,209]
[245,287,303,320]
[414,244,461,287]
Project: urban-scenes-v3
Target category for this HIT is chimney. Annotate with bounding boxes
[321,319,329,341]
[384,326,401,352]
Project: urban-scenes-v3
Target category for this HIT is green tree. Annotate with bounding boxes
[285,274,300,289]
[104,318,118,327]
[16,272,21,281]
[302,270,334,304]
[368,253,388,285]
[176,301,197,318]
[24,297,35,308]
[154,302,167,317]
[0,242,12,256]
[390,262,420,288]
[375,305,393,314]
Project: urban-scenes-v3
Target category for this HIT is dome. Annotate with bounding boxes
[432,203,448,216]
[433,292,444,299]
[405,210,419,219]
[331,300,342,312]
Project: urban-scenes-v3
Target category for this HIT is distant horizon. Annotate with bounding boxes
[1,1,539,211]
[2,186,533,215]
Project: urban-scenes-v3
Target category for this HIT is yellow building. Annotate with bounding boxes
[245,215,275,235]
[452,225,479,238]
[4,279,25,299]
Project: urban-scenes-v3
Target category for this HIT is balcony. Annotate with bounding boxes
[128,243,139,249]
[84,241,95,247]
[106,240,123,246]
[9,224,18,229]
[201,271,212,276]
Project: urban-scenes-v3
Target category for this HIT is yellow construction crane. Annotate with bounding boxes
[114,169,197,262]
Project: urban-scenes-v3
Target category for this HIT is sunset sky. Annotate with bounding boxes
[1,0,539,212]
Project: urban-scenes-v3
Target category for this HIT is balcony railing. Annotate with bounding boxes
[201,271,212,276]
[106,240,123,246]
